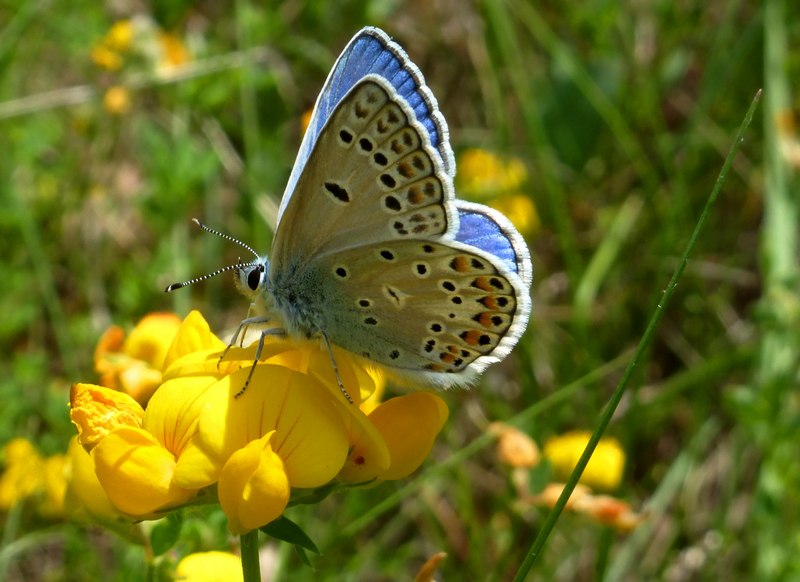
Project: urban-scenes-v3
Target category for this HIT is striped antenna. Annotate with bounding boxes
[164,219,261,292]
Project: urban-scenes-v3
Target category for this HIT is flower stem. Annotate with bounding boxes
[240,530,261,582]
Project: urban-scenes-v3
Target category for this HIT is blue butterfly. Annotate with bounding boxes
[174,28,532,401]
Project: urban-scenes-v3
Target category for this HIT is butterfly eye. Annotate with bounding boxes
[247,266,262,291]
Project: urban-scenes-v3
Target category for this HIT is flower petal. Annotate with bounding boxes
[368,392,448,481]
[175,551,244,582]
[162,311,228,373]
[63,436,119,522]
[123,313,182,370]
[218,431,289,534]
[92,426,195,515]
[194,365,350,489]
[70,384,144,450]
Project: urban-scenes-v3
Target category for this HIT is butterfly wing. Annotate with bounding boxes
[455,200,533,288]
[309,239,531,387]
[277,27,455,228]
[263,27,532,386]
[270,77,458,270]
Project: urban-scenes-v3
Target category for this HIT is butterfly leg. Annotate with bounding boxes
[320,330,354,404]
[219,314,273,370]
[235,326,287,398]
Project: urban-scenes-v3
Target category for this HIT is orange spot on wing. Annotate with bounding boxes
[461,330,482,346]
[480,296,499,310]
[451,256,469,272]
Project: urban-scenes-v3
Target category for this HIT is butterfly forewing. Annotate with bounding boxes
[271,78,457,270]
[278,28,455,228]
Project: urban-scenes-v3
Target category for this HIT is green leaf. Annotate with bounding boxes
[260,516,319,554]
[150,513,183,557]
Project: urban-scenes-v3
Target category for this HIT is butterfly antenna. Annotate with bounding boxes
[164,261,257,292]
[164,219,262,292]
[191,218,260,259]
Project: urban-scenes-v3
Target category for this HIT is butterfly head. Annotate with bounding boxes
[234,258,270,301]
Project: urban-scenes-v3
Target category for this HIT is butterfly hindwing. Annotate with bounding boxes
[307,239,531,387]
[455,201,533,288]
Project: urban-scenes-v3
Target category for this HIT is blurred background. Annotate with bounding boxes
[1,0,797,580]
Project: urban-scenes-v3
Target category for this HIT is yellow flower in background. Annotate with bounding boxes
[457,148,527,199]
[91,17,191,79]
[103,86,132,115]
[0,438,44,510]
[489,194,540,238]
[91,45,123,71]
[157,32,191,71]
[0,438,68,519]
[543,430,625,491]
[175,551,244,582]
[39,454,67,518]
[456,148,538,237]
[300,108,313,134]
[106,20,134,52]
[95,312,182,405]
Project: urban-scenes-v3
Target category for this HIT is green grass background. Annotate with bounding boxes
[1,0,797,580]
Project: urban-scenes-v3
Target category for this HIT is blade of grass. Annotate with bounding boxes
[751,0,800,576]
[512,89,762,581]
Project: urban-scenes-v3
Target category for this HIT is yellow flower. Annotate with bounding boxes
[157,32,190,71]
[71,310,449,532]
[300,109,313,134]
[175,551,244,582]
[543,431,625,491]
[91,45,123,71]
[63,436,120,522]
[457,148,527,199]
[103,86,132,115]
[489,194,540,238]
[72,312,228,517]
[39,454,67,518]
[217,431,290,534]
[0,438,44,510]
[90,20,133,71]
[95,312,182,405]
[106,20,134,52]
[0,439,68,519]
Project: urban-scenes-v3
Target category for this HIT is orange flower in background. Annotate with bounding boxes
[71,311,449,533]
[530,483,644,532]
[490,422,541,469]
[94,312,182,405]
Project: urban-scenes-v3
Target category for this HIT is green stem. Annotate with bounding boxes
[512,89,762,581]
[240,530,261,582]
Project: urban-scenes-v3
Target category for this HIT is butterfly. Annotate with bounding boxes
[170,27,532,402]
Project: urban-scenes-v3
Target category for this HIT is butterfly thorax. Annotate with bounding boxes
[237,257,326,340]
